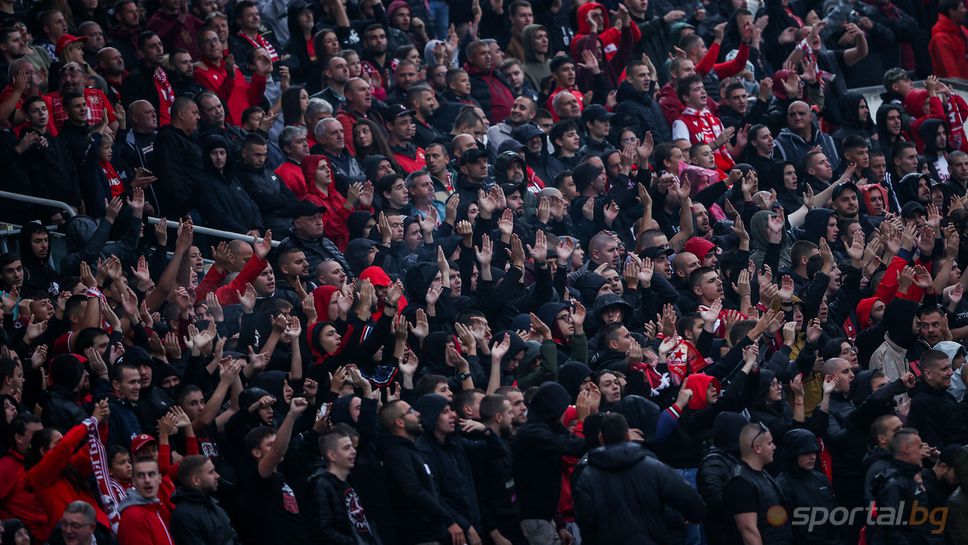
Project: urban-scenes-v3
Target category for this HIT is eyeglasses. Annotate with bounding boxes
[60,520,92,530]
[750,421,768,449]
[841,345,858,355]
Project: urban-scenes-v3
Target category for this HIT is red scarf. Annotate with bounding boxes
[680,107,735,172]
[86,417,122,532]
[153,66,174,125]
[102,160,124,197]
[238,31,279,62]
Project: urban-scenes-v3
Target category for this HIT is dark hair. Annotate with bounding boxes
[549,55,574,73]
[453,388,483,417]
[688,266,716,292]
[414,374,448,397]
[940,0,963,15]
[549,119,579,146]
[176,455,210,488]
[599,412,629,445]
[109,360,140,384]
[241,107,265,126]
[243,132,268,148]
[74,327,108,353]
[724,81,745,98]
[0,357,18,381]
[676,75,703,102]
[244,425,277,452]
[842,134,868,153]
[479,394,507,423]
[137,30,158,50]
[108,445,130,466]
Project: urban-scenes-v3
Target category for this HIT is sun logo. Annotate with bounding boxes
[767,505,789,526]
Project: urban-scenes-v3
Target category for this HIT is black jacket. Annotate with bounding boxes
[152,125,203,218]
[305,467,382,545]
[231,164,297,233]
[41,386,88,433]
[869,459,943,545]
[777,468,846,545]
[119,63,171,111]
[380,434,456,544]
[612,81,671,144]
[170,486,239,545]
[573,442,705,545]
[907,380,968,449]
[198,169,265,233]
[277,228,353,279]
[511,382,587,520]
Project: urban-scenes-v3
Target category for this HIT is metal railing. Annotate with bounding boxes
[146,217,281,247]
[0,191,77,218]
[0,190,281,248]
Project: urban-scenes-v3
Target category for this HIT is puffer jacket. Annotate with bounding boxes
[573,442,705,545]
[612,81,671,144]
[169,486,238,545]
[464,62,514,123]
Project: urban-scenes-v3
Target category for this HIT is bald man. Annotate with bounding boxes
[724,422,790,545]
[774,100,840,170]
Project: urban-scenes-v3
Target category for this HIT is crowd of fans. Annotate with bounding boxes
[1,0,968,542]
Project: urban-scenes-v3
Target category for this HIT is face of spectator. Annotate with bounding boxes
[117,2,140,27]
[389,114,416,142]
[132,461,162,500]
[557,93,581,119]
[209,147,227,170]
[347,80,372,110]
[787,103,811,131]
[0,29,24,59]
[395,63,417,89]
[554,62,575,88]
[193,460,220,494]
[468,44,491,71]
[391,6,411,28]
[462,157,489,181]
[198,31,222,62]
[691,144,714,169]
[375,159,394,179]
[294,212,326,239]
[919,310,945,345]
[835,189,860,218]
[326,56,349,84]
[384,178,409,208]
[503,63,525,90]
[424,144,448,173]
[237,6,260,31]
[725,86,748,114]
[1,259,23,288]
[626,64,650,93]
[242,143,268,169]
[285,132,309,161]
[693,271,723,302]
[895,147,918,175]
[317,261,346,287]
[598,372,622,403]
[845,145,869,168]
[65,96,87,124]
[199,95,225,126]
[82,24,105,51]
[114,367,141,401]
[828,360,854,393]
[60,513,95,545]
[364,27,387,54]
[252,265,275,296]
[884,109,902,136]
[807,153,832,181]
[532,29,550,54]
[408,174,434,203]
[44,12,68,39]
[139,37,163,72]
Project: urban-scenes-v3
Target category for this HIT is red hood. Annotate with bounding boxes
[576,2,610,35]
[856,297,881,331]
[312,285,340,321]
[684,373,719,410]
[934,13,965,35]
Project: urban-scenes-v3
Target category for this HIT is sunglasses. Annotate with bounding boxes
[750,421,769,449]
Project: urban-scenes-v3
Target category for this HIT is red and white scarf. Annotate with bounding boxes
[680,107,735,171]
[85,417,122,533]
[237,31,279,62]
[153,66,174,105]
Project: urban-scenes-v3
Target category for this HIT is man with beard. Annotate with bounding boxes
[385,104,425,172]
[360,24,390,97]
[96,47,126,104]
[337,77,382,155]
[46,61,117,132]
[407,85,443,149]
[168,49,207,98]
[380,399,465,545]
[197,92,245,153]
[314,55,349,109]
[488,95,536,160]
[272,248,310,308]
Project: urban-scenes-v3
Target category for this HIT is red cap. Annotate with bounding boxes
[683,237,716,261]
[130,434,157,454]
[55,34,86,56]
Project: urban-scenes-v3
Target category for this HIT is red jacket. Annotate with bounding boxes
[0,450,50,542]
[194,254,269,305]
[571,2,642,61]
[24,422,111,535]
[275,160,306,197]
[117,495,174,545]
[193,59,267,126]
[930,14,968,78]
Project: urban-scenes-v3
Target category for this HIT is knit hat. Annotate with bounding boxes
[572,163,603,194]
[414,394,450,434]
[683,237,716,261]
[50,354,85,391]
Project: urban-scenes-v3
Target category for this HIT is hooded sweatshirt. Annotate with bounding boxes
[118,489,174,545]
[929,13,968,78]
[571,3,642,61]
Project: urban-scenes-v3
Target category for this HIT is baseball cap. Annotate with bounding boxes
[292,201,326,218]
[511,123,544,144]
[130,434,157,454]
[386,103,415,119]
[639,246,674,259]
[883,67,911,89]
[581,104,615,124]
[831,181,859,200]
[55,34,86,56]
[498,139,524,153]
[460,147,488,165]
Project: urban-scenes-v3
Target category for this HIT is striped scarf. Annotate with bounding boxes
[237,31,279,62]
[85,417,122,533]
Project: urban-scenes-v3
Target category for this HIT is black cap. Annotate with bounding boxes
[639,246,674,259]
[900,201,926,219]
[292,201,326,218]
[581,104,615,124]
[573,162,603,193]
[460,147,488,165]
[498,138,524,153]
[941,444,962,466]
[511,123,544,143]
[832,181,859,200]
[386,103,415,119]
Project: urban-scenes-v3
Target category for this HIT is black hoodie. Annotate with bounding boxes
[776,429,845,545]
[511,382,587,520]
[697,411,747,545]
